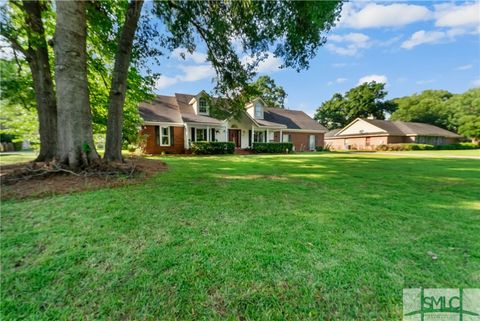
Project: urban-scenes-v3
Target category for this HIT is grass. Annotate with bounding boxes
[0,151,37,165]
[376,149,480,157]
[1,153,479,320]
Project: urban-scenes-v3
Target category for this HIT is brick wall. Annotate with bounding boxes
[273,132,324,151]
[141,125,185,154]
[326,135,390,150]
[325,135,460,150]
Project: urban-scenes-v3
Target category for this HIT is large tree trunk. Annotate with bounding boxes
[104,0,144,161]
[54,0,98,168]
[22,1,57,162]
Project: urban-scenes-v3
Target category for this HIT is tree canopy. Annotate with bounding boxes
[249,76,287,108]
[314,82,396,130]
[390,88,480,141]
[390,90,454,130]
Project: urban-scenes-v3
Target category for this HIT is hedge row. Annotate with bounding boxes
[190,142,235,155]
[252,142,293,153]
[376,142,479,151]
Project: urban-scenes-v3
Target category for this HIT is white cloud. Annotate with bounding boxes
[455,64,473,71]
[434,2,480,28]
[155,64,215,89]
[358,74,388,85]
[401,28,467,49]
[332,62,347,68]
[473,79,480,87]
[339,3,431,29]
[156,50,282,90]
[401,30,446,49]
[178,65,215,82]
[326,32,371,56]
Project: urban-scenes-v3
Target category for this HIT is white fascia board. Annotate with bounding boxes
[144,121,184,126]
[282,129,326,133]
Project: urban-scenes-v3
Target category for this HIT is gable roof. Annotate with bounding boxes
[264,108,327,131]
[325,128,342,138]
[139,95,183,123]
[139,93,325,131]
[334,118,461,138]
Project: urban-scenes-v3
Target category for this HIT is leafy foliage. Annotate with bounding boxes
[390,90,454,130]
[376,142,479,151]
[153,1,342,110]
[314,82,396,130]
[1,1,155,146]
[0,60,39,145]
[250,76,287,108]
[391,88,480,141]
[252,142,293,153]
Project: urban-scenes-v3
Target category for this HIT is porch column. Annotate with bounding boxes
[251,125,254,148]
[225,125,228,142]
[207,126,210,142]
[280,129,283,142]
[184,123,189,149]
[266,129,269,143]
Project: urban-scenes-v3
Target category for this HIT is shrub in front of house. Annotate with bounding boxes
[191,142,235,155]
[252,142,293,153]
[435,142,479,150]
[376,143,434,151]
[376,142,479,151]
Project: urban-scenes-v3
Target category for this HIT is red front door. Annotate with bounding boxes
[228,129,241,148]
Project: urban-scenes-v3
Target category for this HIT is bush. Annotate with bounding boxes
[435,142,479,150]
[376,142,479,151]
[252,142,293,153]
[315,146,325,152]
[191,142,235,155]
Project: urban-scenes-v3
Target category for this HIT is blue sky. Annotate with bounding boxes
[150,1,479,116]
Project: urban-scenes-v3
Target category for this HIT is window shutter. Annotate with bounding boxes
[248,130,252,146]
[170,127,174,146]
[155,126,160,145]
[191,127,195,142]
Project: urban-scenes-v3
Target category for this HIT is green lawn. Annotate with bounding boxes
[0,152,37,165]
[376,149,480,157]
[1,153,479,320]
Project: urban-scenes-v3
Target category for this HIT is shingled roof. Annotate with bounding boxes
[139,94,326,131]
[264,108,327,131]
[332,118,462,138]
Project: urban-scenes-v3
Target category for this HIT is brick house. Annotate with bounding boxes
[325,118,462,150]
[139,92,327,154]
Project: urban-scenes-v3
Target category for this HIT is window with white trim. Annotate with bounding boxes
[198,98,208,114]
[282,134,291,142]
[195,128,207,141]
[158,126,170,146]
[254,102,263,118]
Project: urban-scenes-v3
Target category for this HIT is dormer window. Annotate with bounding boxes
[198,97,208,114]
[254,102,263,119]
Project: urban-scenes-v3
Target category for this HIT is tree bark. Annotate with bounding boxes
[104,0,144,161]
[21,1,57,162]
[54,0,98,168]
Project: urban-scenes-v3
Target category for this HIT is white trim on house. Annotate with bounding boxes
[144,121,184,126]
[281,129,326,133]
[335,118,385,136]
[159,126,171,146]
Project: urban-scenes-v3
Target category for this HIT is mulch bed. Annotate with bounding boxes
[0,157,167,201]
